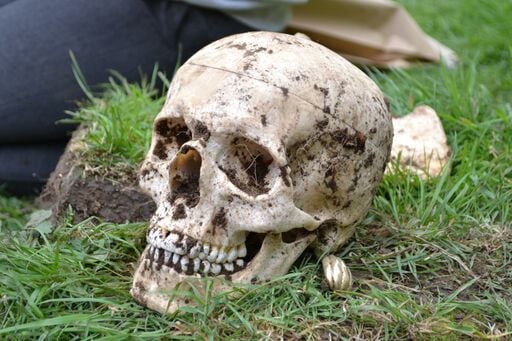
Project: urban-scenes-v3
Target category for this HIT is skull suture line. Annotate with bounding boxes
[131,32,393,314]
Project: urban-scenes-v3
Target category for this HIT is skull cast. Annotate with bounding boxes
[131,32,393,314]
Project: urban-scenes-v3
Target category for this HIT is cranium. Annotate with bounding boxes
[131,32,392,314]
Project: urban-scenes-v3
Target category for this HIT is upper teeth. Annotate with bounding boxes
[207,247,219,263]
[146,228,248,275]
[227,248,238,262]
[237,244,247,258]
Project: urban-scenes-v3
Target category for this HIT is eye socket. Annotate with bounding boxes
[152,118,191,160]
[218,137,274,196]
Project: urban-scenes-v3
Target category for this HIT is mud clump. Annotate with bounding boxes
[332,128,366,154]
[38,127,156,224]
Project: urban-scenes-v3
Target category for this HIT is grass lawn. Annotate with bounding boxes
[1,0,511,339]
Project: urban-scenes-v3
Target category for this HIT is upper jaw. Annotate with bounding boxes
[146,228,248,276]
[131,231,316,314]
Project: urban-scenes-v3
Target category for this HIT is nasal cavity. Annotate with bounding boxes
[169,146,202,208]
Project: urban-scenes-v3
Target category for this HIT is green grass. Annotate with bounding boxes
[63,64,166,180]
[1,0,512,339]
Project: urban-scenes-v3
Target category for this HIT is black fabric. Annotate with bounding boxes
[0,0,252,195]
[0,144,65,196]
[0,0,15,7]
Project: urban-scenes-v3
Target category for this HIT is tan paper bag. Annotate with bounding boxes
[287,0,457,68]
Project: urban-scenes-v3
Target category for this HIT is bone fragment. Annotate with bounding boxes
[390,105,451,178]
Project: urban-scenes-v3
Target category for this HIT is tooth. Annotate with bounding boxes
[216,249,227,263]
[163,233,180,249]
[226,247,238,262]
[164,250,172,264]
[199,244,210,260]
[173,244,186,255]
[211,263,221,275]
[202,260,211,273]
[207,247,219,262]
[237,244,247,258]
[224,263,234,272]
[180,236,189,250]
[203,243,210,255]
[189,244,201,258]
[235,259,244,267]
[146,246,153,260]
[167,233,180,243]
[165,233,178,245]
[147,230,157,245]
[193,258,201,272]
[167,244,176,254]
[180,256,190,272]
[172,253,181,264]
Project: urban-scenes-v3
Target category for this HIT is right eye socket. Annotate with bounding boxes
[152,118,191,160]
[217,137,275,197]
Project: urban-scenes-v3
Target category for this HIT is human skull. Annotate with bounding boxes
[131,32,392,314]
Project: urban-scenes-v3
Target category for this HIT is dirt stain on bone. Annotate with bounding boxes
[324,166,337,192]
[332,128,366,154]
[212,207,228,234]
[280,166,291,187]
[228,42,247,51]
[364,152,375,168]
[172,203,187,220]
[153,118,191,160]
[194,120,210,141]
[244,46,267,58]
[315,119,329,130]
[260,115,267,126]
[153,140,168,160]
[314,84,331,115]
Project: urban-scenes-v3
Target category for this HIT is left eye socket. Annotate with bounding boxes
[217,137,274,197]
